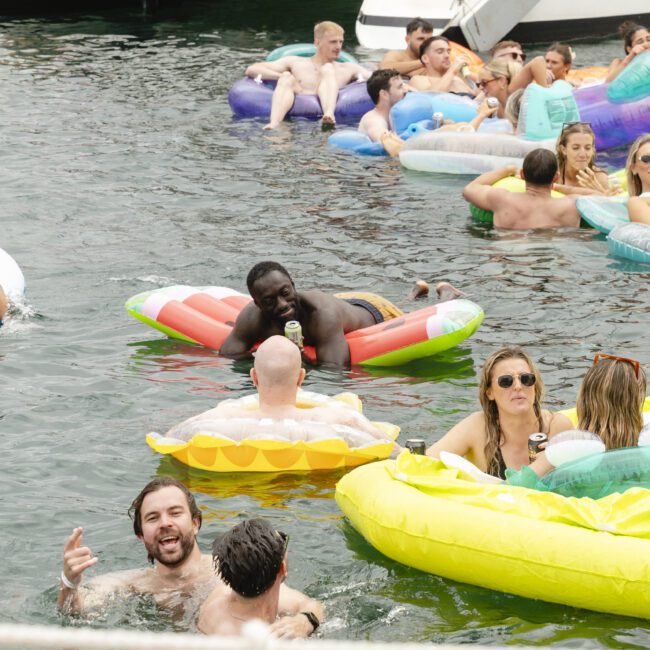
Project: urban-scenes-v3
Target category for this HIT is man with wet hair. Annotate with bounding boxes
[410,36,475,95]
[220,261,446,367]
[57,476,216,615]
[378,17,433,78]
[244,21,370,130]
[462,148,581,229]
[358,69,407,154]
[198,518,323,637]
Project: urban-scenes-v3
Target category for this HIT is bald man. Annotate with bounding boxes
[164,336,389,439]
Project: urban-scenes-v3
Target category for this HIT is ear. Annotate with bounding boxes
[296,368,306,387]
[486,386,495,401]
[518,169,524,180]
[553,171,560,183]
[251,367,259,387]
[279,558,288,578]
[192,517,200,536]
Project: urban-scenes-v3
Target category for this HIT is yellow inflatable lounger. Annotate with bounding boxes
[147,390,399,473]
[335,451,650,619]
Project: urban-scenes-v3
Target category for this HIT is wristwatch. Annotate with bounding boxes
[301,611,320,632]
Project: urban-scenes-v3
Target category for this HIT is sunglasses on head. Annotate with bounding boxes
[496,373,536,388]
[593,353,640,378]
[561,121,591,131]
[637,154,650,163]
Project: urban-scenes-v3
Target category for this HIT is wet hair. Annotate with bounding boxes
[128,476,202,537]
[546,42,573,66]
[406,17,433,35]
[479,347,545,477]
[556,123,599,183]
[490,40,523,57]
[367,69,401,104]
[212,518,287,598]
[626,133,650,196]
[483,58,521,84]
[577,357,646,448]
[504,88,524,127]
[246,261,293,295]
[522,148,558,186]
[419,36,449,62]
[618,20,648,53]
[314,21,344,40]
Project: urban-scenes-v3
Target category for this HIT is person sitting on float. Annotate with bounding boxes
[527,353,648,477]
[425,346,573,479]
[626,133,650,225]
[605,21,650,83]
[378,17,433,79]
[553,122,612,195]
[543,43,574,84]
[244,21,370,130]
[165,334,392,442]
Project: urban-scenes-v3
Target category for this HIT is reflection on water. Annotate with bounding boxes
[0,1,649,647]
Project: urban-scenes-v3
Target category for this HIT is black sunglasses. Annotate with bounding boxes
[496,373,536,388]
[638,154,650,163]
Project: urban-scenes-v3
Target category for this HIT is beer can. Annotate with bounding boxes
[405,439,426,455]
[528,433,548,462]
[432,111,444,130]
[284,320,303,350]
[487,97,499,109]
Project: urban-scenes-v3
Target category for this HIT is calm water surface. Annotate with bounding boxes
[1,1,649,646]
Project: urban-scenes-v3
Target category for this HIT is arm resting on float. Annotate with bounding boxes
[378,53,426,77]
[271,585,325,639]
[462,166,518,209]
[245,58,293,80]
[628,196,650,225]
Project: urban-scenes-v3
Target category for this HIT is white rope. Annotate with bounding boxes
[0,623,520,650]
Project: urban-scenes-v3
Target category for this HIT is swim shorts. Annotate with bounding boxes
[334,292,403,324]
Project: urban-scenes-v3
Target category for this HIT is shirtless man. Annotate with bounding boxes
[166,335,391,441]
[378,17,433,78]
[198,519,324,638]
[358,69,408,156]
[409,36,475,95]
[244,21,370,130]
[462,149,581,230]
[57,477,216,617]
[219,261,452,367]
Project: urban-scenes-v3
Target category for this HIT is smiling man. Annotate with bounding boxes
[57,477,216,615]
[244,21,370,130]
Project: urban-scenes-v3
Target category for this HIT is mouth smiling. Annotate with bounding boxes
[158,534,180,550]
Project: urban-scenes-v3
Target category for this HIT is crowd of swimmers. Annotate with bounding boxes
[47,15,650,642]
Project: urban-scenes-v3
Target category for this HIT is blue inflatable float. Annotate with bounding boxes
[576,196,629,234]
[608,222,650,264]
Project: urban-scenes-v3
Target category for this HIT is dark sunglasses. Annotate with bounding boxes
[496,373,536,388]
[637,154,650,164]
[478,77,498,89]
[593,353,640,378]
[503,51,526,61]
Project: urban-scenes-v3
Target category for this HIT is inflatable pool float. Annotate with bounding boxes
[469,176,564,224]
[400,131,554,175]
[608,223,650,264]
[390,91,478,134]
[229,44,371,121]
[608,50,650,104]
[566,66,608,86]
[147,389,398,472]
[125,285,484,367]
[0,247,25,302]
[576,196,629,234]
[328,130,388,156]
[336,450,650,619]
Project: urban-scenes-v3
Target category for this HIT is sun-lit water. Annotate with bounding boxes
[0,1,649,645]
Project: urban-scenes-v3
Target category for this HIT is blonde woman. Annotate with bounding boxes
[477,59,521,118]
[554,122,610,195]
[626,134,650,225]
[426,346,572,479]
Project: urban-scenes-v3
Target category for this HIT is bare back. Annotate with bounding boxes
[492,191,580,229]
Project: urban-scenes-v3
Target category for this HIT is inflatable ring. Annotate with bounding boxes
[336,450,650,619]
[265,43,358,64]
[125,285,484,367]
[0,247,25,303]
[607,222,650,264]
[147,389,398,472]
[576,196,629,234]
[469,176,564,224]
[566,66,608,86]
[328,130,387,156]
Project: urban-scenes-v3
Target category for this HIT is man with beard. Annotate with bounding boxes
[57,477,319,635]
[219,261,462,367]
[378,17,433,78]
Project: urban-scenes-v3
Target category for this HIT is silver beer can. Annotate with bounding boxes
[432,112,444,130]
[284,320,303,350]
[405,439,426,455]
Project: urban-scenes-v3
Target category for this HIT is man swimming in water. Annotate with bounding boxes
[219,261,462,367]
[244,21,370,130]
[57,477,318,635]
[462,149,581,230]
[378,17,433,78]
[409,36,476,95]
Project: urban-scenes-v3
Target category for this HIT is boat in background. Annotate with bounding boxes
[356,0,650,51]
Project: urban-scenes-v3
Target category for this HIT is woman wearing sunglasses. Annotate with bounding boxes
[626,134,650,224]
[606,21,650,83]
[426,346,572,479]
[554,122,611,195]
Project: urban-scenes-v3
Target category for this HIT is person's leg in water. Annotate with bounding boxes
[405,280,429,302]
[264,72,301,130]
[317,63,338,129]
[435,281,466,301]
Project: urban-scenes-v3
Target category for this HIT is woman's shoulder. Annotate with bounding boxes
[542,409,574,435]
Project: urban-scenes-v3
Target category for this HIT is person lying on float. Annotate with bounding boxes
[218,260,459,368]
[244,21,370,130]
[165,335,391,442]
[462,149,581,230]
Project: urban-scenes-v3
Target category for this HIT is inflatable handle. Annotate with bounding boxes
[328,129,387,156]
[607,51,650,104]
[266,43,358,64]
[518,80,580,141]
